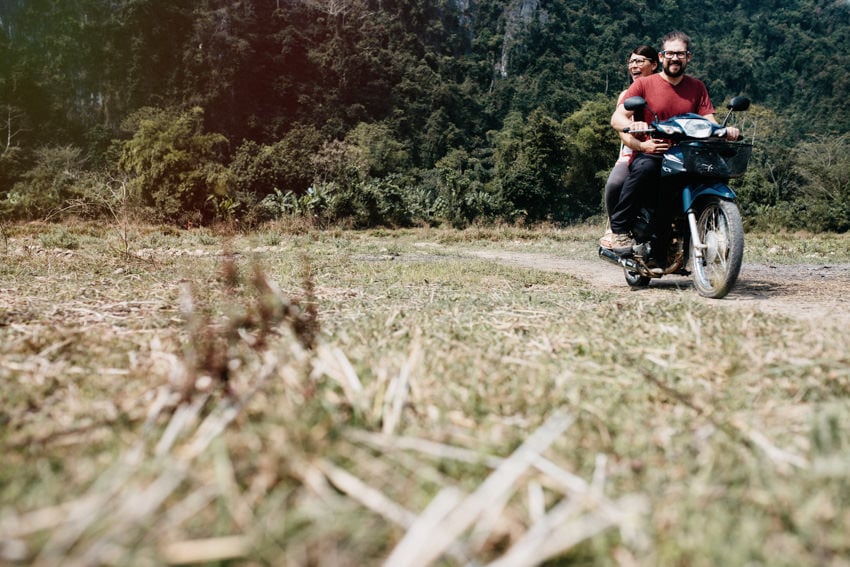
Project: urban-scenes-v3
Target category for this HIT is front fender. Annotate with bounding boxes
[681,182,736,211]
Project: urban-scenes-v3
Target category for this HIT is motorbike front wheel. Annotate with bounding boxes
[690,198,744,299]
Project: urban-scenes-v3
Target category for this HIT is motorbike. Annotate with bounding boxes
[599,95,752,299]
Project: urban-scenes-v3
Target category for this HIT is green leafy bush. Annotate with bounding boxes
[1,145,84,220]
[229,125,323,200]
[0,146,31,202]
[433,148,501,227]
[254,188,320,222]
[359,174,417,227]
[305,126,420,227]
[118,106,233,225]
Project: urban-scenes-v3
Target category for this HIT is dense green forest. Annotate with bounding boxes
[1,0,849,229]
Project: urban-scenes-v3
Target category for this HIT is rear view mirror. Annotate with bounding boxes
[623,96,647,112]
[727,96,751,111]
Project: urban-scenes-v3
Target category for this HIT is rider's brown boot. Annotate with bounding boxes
[608,233,633,255]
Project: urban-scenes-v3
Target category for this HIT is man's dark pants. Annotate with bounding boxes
[610,152,663,235]
[610,152,676,262]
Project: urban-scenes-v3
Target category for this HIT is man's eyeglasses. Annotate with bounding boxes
[628,57,651,65]
[661,50,690,59]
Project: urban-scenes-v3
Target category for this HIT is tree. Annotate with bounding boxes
[345,122,410,178]
[791,133,850,232]
[2,0,850,228]
[561,95,620,220]
[433,147,498,227]
[493,108,571,222]
[118,106,232,224]
[731,104,794,223]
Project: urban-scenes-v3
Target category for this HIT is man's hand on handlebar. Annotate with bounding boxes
[640,138,671,154]
[622,121,670,154]
[725,126,740,141]
[627,121,650,133]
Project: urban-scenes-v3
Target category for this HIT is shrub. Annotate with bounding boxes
[229,124,323,200]
[2,145,84,220]
[118,106,233,225]
[433,148,502,227]
[38,225,80,249]
[250,188,321,224]
[0,146,31,201]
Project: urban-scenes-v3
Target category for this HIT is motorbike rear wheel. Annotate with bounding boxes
[690,198,744,299]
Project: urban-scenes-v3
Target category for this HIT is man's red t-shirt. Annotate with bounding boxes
[624,73,715,122]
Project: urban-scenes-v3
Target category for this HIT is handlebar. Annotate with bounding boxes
[623,126,741,141]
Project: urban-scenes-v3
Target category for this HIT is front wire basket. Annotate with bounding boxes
[679,140,753,178]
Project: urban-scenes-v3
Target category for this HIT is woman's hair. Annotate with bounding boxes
[627,45,659,81]
[632,45,659,66]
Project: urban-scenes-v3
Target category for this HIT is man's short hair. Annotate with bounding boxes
[661,30,691,50]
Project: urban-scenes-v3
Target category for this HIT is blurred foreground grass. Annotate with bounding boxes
[2,222,850,566]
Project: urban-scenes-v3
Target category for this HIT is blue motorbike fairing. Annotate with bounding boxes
[681,182,736,211]
[661,146,686,176]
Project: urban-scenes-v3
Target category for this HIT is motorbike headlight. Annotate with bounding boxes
[677,119,715,138]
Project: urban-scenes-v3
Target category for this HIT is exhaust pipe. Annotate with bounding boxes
[598,246,642,272]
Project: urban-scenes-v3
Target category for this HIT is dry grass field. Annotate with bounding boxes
[2,221,850,566]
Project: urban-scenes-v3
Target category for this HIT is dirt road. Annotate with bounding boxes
[466,249,850,324]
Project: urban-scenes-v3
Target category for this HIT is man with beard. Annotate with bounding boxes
[604,31,740,261]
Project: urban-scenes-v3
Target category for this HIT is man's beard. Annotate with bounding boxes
[664,61,686,78]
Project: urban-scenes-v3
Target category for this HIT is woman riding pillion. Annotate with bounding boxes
[599,45,659,249]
